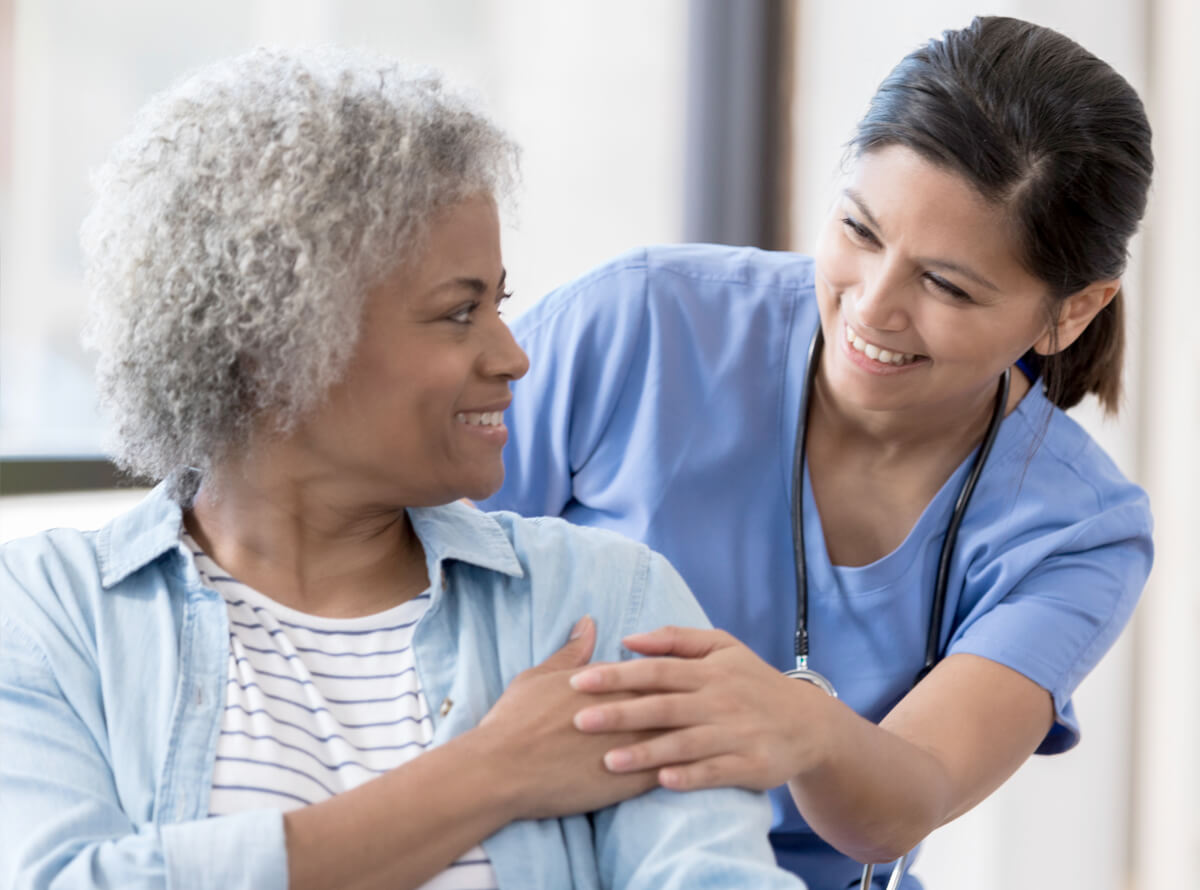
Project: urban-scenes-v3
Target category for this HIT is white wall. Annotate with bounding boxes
[1130,0,1200,885]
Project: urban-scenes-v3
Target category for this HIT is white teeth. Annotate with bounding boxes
[845,326,918,366]
[455,411,503,427]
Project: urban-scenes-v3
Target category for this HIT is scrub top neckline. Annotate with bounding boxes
[801,386,1044,597]
[792,360,1046,599]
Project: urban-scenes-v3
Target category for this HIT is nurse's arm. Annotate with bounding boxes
[573,633,1052,865]
[785,651,1054,863]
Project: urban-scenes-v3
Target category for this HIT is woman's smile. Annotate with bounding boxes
[454,404,511,447]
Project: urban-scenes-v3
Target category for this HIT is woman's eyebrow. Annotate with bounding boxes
[844,188,999,292]
[430,268,507,297]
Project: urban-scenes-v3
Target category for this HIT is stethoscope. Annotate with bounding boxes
[785,325,1010,890]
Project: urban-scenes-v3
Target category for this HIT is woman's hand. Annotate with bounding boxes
[568,626,832,792]
[473,616,661,821]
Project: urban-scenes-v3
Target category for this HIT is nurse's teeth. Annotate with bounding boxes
[846,328,918,365]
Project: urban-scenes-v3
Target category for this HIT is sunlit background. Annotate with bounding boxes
[1,1,1196,887]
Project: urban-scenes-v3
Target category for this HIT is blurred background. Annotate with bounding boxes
[0,1,1195,886]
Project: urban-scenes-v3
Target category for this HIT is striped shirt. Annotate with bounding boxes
[185,534,497,890]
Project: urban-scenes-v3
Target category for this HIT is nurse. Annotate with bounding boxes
[481,16,1154,890]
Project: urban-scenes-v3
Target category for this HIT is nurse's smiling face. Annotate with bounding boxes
[812,145,1054,420]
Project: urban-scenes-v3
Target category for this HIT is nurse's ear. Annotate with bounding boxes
[1032,279,1121,355]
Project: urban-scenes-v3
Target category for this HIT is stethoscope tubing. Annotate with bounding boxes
[786,326,1010,890]
[789,325,1009,680]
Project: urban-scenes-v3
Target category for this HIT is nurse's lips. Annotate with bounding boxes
[842,322,921,366]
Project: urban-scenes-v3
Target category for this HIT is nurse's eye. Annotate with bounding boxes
[841,216,879,247]
[495,289,514,317]
[924,273,974,303]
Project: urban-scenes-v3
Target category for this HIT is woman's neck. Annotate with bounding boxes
[185,455,429,618]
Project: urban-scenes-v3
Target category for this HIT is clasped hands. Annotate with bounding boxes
[479,617,823,822]
[570,623,818,793]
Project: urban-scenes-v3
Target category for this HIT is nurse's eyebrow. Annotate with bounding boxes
[843,188,883,232]
[843,188,1000,292]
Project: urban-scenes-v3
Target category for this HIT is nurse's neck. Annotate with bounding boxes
[810,364,1006,462]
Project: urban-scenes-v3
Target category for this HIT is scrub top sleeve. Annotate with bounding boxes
[0,612,288,890]
[946,498,1153,754]
[483,251,653,517]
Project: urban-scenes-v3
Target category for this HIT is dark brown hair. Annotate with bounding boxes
[850,16,1153,413]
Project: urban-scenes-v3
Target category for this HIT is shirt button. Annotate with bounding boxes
[439,697,454,717]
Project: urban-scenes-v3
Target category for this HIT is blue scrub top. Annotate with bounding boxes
[481,244,1153,890]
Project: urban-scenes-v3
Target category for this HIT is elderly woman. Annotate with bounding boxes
[0,49,804,890]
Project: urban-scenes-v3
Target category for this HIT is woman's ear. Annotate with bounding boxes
[1033,279,1121,355]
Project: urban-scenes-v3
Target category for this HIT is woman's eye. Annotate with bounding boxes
[840,216,877,246]
[448,302,477,324]
[496,290,514,316]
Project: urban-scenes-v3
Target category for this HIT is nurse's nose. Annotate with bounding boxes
[854,263,908,332]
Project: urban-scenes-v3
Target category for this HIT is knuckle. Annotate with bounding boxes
[641,660,665,686]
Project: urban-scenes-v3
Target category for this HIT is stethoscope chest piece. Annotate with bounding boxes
[784,666,838,698]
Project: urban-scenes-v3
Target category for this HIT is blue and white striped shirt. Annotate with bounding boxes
[187,534,496,890]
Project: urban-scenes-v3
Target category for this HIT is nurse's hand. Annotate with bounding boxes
[568,626,831,792]
[475,615,661,820]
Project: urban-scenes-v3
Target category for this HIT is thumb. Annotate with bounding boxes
[534,615,596,671]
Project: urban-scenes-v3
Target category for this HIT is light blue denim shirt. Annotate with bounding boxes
[0,483,805,890]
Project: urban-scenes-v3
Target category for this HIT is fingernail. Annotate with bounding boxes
[573,708,603,731]
[569,615,591,641]
[569,669,598,691]
[604,750,633,771]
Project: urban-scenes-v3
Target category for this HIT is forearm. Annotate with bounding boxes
[786,695,954,863]
[787,655,1053,863]
[285,729,521,890]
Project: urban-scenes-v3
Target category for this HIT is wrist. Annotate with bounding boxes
[782,674,840,781]
[450,724,530,823]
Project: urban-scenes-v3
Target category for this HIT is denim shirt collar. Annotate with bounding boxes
[409,502,525,580]
[94,482,524,590]
[95,482,186,588]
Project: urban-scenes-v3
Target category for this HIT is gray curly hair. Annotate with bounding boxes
[81,46,519,500]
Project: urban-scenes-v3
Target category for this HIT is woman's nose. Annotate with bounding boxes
[483,316,530,382]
